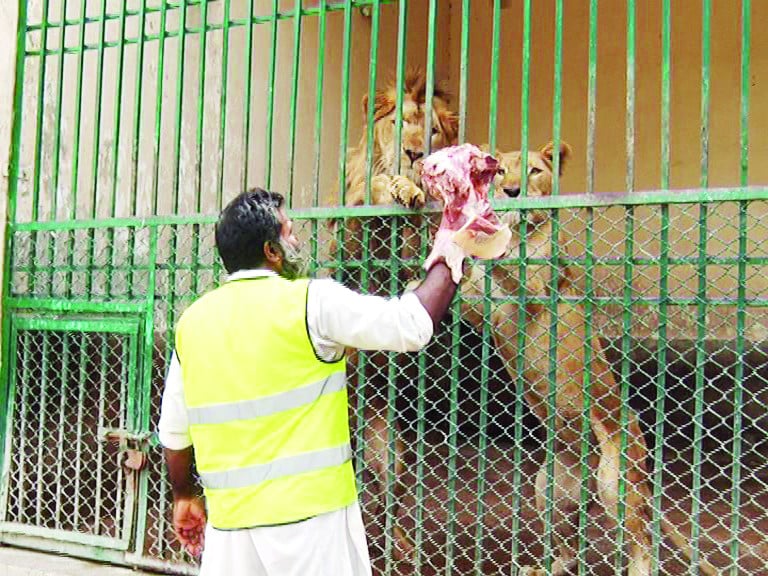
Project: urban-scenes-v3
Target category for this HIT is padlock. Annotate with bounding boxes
[124,449,148,471]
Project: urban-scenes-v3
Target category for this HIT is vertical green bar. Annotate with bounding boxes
[72,334,88,529]
[89,0,109,218]
[50,0,68,221]
[486,0,501,153]
[385,218,401,574]
[392,0,407,177]
[150,0,168,215]
[0,0,28,475]
[511,0,531,570]
[311,0,327,207]
[31,0,49,224]
[35,334,50,525]
[336,0,353,205]
[446,297,460,576]
[94,335,109,530]
[240,0,255,193]
[458,0,470,144]
[729,1,750,573]
[691,1,711,572]
[363,0,381,204]
[579,1,598,572]
[615,0,636,572]
[191,0,208,298]
[171,0,187,214]
[263,0,279,191]
[653,2,671,574]
[542,1,565,573]
[286,0,303,208]
[0,327,22,521]
[129,0,147,217]
[415,3,437,571]
[65,0,89,297]
[53,333,70,527]
[216,0,232,208]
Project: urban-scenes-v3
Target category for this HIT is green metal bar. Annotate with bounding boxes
[171,0,188,214]
[336,0,353,205]
[458,0,470,144]
[586,0,598,195]
[578,206,596,575]
[151,0,169,215]
[614,0,636,571]
[422,0,437,158]
[65,0,90,296]
[729,2,750,572]
[652,2,672,573]
[414,220,429,573]
[30,0,49,223]
[50,0,69,221]
[0,0,29,480]
[94,335,109,532]
[511,0,531,569]
[53,333,69,527]
[353,218,370,505]
[286,0,303,208]
[446,295,460,576]
[4,297,145,313]
[7,329,27,522]
[363,0,381,204]
[215,0,230,209]
[311,0,327,207]
[486,0,501,153]
[12,317,140,334]
[35,333,50,525]
[473,263,492,573]
[241,0,255,193]
[263,0,279,191]
[129,0,147,217]
[690,1,711,572]
[72,333,88,529]
[542,1,565,572]
[392,0,407,177]
[89,0,109,218]
[385,218,401,573]
[12,186,768,231]
[194,0,208,213]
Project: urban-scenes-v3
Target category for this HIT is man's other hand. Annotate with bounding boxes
[424,229,467,284]
[173,496,206,557]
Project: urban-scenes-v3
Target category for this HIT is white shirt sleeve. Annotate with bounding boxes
[157,351,193,450]
[306,278,434,361]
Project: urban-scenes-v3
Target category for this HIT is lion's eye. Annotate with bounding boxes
[431,126,439,135]
[529,166,542,176]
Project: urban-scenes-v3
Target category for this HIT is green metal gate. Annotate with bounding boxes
[2,0,768,574]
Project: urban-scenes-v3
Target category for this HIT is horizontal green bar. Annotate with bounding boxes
[12,186,768,230]
[13,316,140,334]
[26,0,395,33]
[460,295,768,307]
[4,297,145,313]
[0,522,129,550]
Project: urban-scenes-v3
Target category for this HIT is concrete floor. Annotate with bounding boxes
[0,547,155,576]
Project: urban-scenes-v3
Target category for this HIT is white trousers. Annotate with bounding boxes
[198,503,372,576]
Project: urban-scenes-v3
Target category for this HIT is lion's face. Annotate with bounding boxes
[363,71,459,181]
[492,141,571,201]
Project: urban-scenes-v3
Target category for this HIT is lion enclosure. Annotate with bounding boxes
[1,0,768,574]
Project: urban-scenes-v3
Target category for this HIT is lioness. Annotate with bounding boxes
[326,69,459,560]
[461,142,718,576]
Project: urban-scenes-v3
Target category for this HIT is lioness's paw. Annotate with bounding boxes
[390,175,426,209]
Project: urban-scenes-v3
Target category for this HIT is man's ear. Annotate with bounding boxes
[263,241,282,266]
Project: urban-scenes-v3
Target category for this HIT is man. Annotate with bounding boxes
[158,188,466,575]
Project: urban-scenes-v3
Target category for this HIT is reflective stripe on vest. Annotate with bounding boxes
[187,371,346,426]
[175,276,357,529]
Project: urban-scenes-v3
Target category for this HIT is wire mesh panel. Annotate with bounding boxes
[2,321,140,550]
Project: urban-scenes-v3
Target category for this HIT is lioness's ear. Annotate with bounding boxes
[541,140,572,175]
[362,91,396,122]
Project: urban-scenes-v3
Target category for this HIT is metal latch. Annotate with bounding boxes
[98,428,153,472]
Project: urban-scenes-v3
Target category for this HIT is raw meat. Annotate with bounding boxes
[421,143,511,259]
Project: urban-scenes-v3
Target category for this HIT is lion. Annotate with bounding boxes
[325,69,458,561]
[459,141,719,576]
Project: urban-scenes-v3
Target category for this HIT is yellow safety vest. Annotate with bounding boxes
[175,275,357,529]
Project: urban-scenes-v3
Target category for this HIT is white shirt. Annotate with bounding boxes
[158,269,434,450]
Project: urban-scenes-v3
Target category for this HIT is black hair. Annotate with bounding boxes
[215,188,285,274]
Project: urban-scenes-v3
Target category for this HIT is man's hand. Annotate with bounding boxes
[424,229,467,284]
[173,495,206,557]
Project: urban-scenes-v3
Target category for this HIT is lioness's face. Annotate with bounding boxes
[492,141,571,201]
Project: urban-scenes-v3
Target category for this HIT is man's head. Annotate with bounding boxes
[215,188,304,278]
